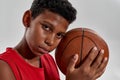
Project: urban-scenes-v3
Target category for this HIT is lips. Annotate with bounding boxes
[38,46,49,54]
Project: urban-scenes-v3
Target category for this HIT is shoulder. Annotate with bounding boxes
[0,60,16,80]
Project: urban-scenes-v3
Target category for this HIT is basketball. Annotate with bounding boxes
[55,28,109,75]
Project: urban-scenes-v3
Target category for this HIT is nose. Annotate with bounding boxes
[45,34,55,46]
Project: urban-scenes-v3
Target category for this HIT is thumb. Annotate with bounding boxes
[67,54,78,73]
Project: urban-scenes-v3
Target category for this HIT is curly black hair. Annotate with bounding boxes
[30,0,77,23]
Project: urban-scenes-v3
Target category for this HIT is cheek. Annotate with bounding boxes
[57,40,61,45]
[25,29,36,46]
[53,39,61,49]
[25,27,45,46]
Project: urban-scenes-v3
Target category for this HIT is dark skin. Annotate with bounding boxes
[0,10,108,80]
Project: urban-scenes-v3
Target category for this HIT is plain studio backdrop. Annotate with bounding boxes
[0,0,120,80]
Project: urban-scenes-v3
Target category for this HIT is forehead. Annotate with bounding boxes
[32,10,69,32]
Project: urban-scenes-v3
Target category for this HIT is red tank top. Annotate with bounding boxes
[0,48,60,80]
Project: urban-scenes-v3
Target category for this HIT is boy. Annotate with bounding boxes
[0,0,107,80]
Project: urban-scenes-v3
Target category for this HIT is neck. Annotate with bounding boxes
[14,37,41,68]
[14,36,38,60]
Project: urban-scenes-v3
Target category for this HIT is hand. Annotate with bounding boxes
[66,47,108,80]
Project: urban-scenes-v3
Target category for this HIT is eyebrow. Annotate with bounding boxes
[42,21,53,28]
[42,21,67,34]
[58,31,66,36]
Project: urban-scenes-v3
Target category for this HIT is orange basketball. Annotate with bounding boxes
[55,28,109,75]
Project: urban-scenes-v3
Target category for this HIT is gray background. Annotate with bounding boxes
[0,0,120,80]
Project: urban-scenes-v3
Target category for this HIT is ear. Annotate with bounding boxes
[22,10,31,27]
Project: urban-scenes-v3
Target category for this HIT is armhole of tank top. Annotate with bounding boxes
[39,57,42,68]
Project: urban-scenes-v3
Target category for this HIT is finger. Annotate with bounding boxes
[91,49,104,69]
[93,57,108,79]
[83,47,98,66]
[97,57,108,73]
[66,54,78,73]
[94,68,106,79]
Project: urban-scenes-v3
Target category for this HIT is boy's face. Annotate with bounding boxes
[25,10,69,56]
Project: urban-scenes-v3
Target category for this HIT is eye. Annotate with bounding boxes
[42,24,51,32]
[56,33,65,39]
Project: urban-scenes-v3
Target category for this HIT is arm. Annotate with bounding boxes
[0,60,16,80]
[66,47,108,80]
